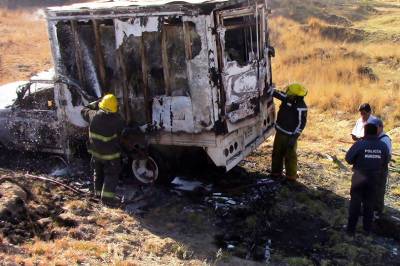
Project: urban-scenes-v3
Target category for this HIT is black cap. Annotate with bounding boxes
[370,117,383,127]
[358,103,371,112]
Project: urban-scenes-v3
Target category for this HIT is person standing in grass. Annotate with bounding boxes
[351,103,376,141]
[270,83,308,181]
[345,121,390,235]
[81,94,125,207]
[373,118,392,217]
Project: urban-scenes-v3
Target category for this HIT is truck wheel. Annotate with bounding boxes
[131,153,174,185]
[131,156,159,184]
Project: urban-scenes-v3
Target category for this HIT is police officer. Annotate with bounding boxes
[271,83,308,181]
[81,94,125,206]
[373,118,392,217]
[345,121,390,235]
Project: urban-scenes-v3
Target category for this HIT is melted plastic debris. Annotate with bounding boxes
[171,177,212,192]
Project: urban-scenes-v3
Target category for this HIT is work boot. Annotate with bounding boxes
[270,173,286,183]
[286,175,298,181]
[101,197,121,208]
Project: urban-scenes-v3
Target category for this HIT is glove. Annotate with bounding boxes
[87,99,101,110]
[269,87,275,96]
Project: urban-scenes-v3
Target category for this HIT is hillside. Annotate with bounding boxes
[0,0,399,265]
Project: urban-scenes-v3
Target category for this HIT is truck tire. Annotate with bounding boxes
[131,152,174,185]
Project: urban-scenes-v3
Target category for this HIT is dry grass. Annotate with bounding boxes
[0,8,51,85]
[143,236,193,259]
[23,237,108,264]
[270,16,400,129]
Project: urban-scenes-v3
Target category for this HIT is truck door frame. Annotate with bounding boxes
[213,4,267,131]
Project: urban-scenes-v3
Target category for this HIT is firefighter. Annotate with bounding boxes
[271,83,308,181]
[351,103,376,141]
[345,121,390,235]
[373,118,392,217]
[81,94,125,206]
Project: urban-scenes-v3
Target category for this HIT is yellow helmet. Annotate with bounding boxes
[285,83,308,97]
[99,94,118,113]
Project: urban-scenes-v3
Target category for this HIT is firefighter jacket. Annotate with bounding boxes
[81,107,125,161]
[273,90,308,137]
[345,136,390,186]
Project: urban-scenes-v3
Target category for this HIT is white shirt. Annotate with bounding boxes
[351,115,376,139]
[379,132,392,155]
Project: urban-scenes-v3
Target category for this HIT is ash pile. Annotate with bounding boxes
[0,152,92,245]
[208,178,281,261]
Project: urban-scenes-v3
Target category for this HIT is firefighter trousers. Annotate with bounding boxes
[91,158,121,203]
[347,181,375,234]
[271,131,298,178]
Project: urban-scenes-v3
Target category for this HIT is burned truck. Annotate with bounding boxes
[2,0,276,182]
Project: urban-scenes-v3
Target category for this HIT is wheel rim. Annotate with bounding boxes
[131,156,159,184]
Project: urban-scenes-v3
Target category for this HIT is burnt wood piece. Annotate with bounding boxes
[92,19,107,92]
[183,21,193,60]
[161,26,171,96]
[116,48,131,124]
[140,35,151,123]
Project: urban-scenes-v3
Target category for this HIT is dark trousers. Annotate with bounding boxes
[374,169,388,215]
[348,181,376,233]
[271,131,298,178]
[92,158,121,202]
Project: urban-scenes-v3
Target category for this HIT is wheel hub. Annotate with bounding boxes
[131,156,159,184]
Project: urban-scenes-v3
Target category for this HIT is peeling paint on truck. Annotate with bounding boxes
[0,0,276,173]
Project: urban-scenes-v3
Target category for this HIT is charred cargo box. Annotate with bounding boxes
[44,0,276,181]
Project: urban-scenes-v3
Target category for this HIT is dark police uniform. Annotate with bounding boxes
[375,133,391,215]
[345,136,390,234]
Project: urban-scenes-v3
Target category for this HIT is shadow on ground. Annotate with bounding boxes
[0,149,400,265]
